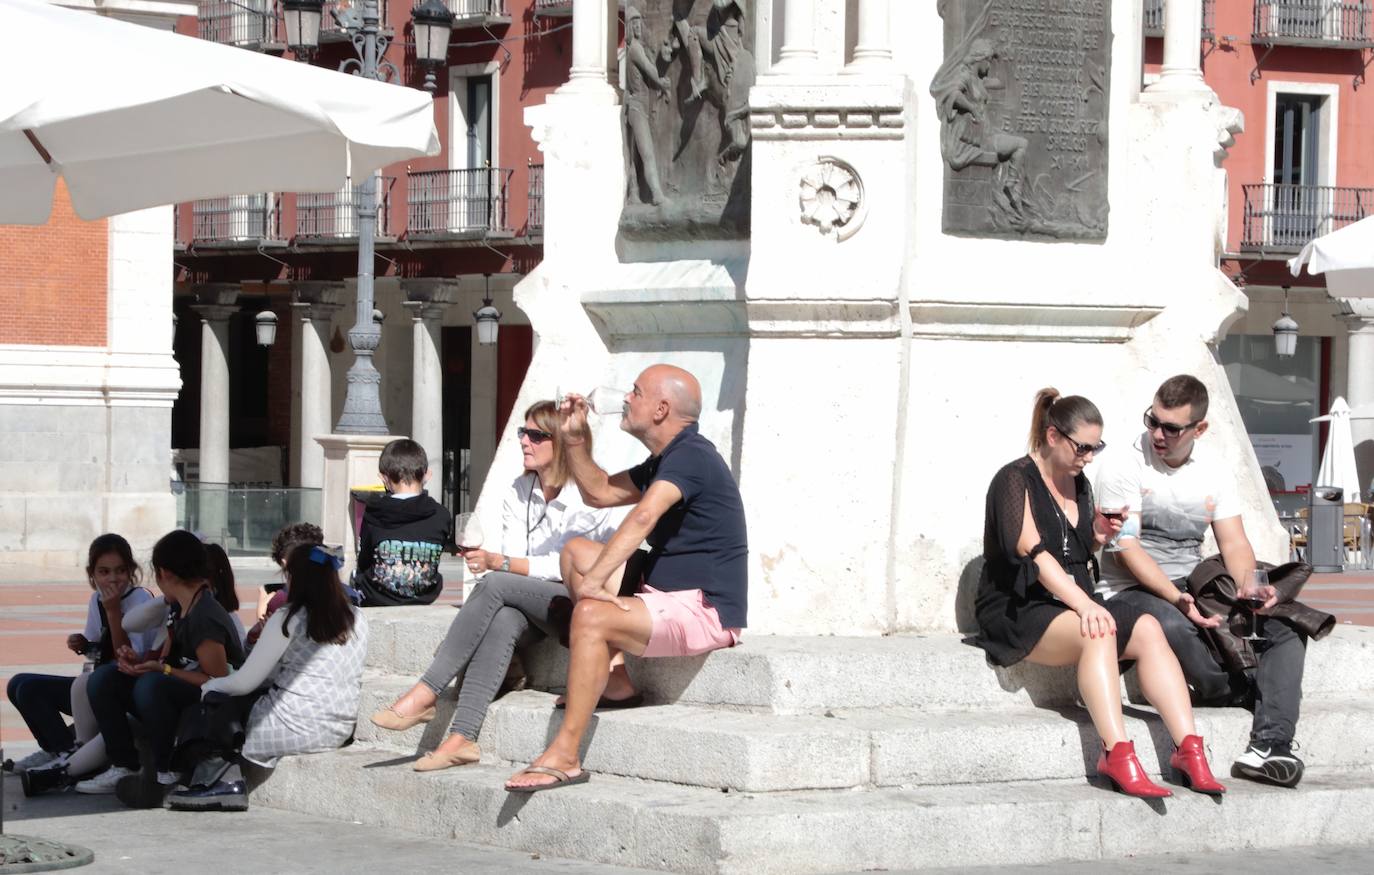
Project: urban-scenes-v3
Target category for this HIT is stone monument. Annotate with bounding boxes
[932,0,1111,240]
[619,0,755,240]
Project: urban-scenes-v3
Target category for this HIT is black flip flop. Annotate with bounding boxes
[505,765,591,793]
[554,693,644,711]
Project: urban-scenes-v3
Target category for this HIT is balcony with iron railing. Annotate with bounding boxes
[448,0,510,26]
[190,193,285,247]
[1241,183,1374,253]
[1143,0,1216,38]
[320,0,392,42]
[407,168,514,239]
[1253,0,1374,48]
[197,0,283,50]
[532,0,572,16]
[527,163,544,236]
[296,177,397,242]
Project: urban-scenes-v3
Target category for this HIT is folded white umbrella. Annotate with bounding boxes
[0,0,439,224]
[1288,215,1374,299]
[1311,397,1365,500]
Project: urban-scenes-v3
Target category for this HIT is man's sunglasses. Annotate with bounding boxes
[1053,426,1106,457]
[1143,408,1200,438]
[517,427,553,444]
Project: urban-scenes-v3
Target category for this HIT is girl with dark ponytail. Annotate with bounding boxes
[972,389,1226,799]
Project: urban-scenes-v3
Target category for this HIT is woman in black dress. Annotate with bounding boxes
[974,389,1224,798]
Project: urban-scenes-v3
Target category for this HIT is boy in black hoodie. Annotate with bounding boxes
[354,439,452,607]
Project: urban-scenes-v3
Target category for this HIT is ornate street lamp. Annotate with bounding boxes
[283,0,324,61]
[474,273,501,346]
[411,0,454,93]
[1274,286,1299,359]
[255,310,278,347]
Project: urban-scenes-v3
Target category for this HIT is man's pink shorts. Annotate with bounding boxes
[637,585,741,658]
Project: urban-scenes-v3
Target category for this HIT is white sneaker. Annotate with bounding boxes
[10,749,61,772]
[74,765,138,795]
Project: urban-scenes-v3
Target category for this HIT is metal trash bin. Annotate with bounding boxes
[1309,485,1344,573]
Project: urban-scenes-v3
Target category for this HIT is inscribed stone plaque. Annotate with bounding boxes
[931,0,1111,240]
[619,0,754,241]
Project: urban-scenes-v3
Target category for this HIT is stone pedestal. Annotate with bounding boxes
[317,433,401,582]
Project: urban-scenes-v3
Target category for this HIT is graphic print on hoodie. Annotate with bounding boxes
[355,491,452,606]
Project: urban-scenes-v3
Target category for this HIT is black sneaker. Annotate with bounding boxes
[166,779,249,812]
[20,763,70,797]
[1231,740,1304,788]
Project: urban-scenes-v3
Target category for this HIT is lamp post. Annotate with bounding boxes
[255,310,278,347]
[411,0,454,93]
[287,0,402,434]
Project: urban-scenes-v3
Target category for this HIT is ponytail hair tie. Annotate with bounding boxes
[309,545,345,570]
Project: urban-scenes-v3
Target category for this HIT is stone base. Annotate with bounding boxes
[317,434,405,582]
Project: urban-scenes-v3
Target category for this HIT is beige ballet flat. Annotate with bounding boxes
[413,743,481,772]
[370,705,436,732]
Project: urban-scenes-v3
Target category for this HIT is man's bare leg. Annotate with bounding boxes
[557,538,637,702]
[505,599,653,789]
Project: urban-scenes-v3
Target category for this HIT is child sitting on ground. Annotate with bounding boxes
[353,438,451,607]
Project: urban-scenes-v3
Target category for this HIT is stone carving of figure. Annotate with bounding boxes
[625,6,673,205]
[930,37,1029,216]
[662,0,753,167]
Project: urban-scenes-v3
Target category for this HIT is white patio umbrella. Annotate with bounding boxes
[0,0,439,225]
[1288,215,1374,299]
[1311,397,1365,500]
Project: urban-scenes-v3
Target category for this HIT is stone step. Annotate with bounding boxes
[352,672,1374,793]
[254,744,1374,875]
[362,608,1374,714]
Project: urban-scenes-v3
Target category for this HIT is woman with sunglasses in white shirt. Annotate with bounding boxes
[370,400,619,770]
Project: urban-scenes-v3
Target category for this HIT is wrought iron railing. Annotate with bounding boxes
[197,0,280,47]
[448,0,507,21]
[175,483,322,556]
[296,176,395,239]
[1143,0,1216,38]
[191,193,282,244]
[532,0,572,16]
[1241,183,1374,251]
[1253,0,1374,45]
[527,163,544,235]
[408,168,513,235]
[320,0,391,40]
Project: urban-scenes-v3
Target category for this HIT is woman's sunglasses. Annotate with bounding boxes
[1142,408,1200,438]
[1053,426,1106,457]
[517,426,553,444]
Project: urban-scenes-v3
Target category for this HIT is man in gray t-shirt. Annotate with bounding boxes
[1094,375,1308,788]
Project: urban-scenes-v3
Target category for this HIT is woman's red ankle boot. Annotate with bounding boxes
[1097,741,1173,798]
[1169,734,1226,795]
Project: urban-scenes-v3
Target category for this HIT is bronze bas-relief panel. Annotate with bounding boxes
[620,0,754,240]
[932,0,1111,241]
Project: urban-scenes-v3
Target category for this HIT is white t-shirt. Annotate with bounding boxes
[501,473,623,580]
[83,587,161,655]
[1094,432,1241,597]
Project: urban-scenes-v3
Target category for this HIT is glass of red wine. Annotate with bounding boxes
[1237,569,1275,642]
[454,513,485,578]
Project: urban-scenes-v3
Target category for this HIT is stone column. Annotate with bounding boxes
[1146,0,1211,95]
[191,286,239,487]
[402,279,457,480]
[292,282,343,490]
[1339,298,1374,496]
[775,0,818,72]
[557,0,618,101]
[846,0,892,72]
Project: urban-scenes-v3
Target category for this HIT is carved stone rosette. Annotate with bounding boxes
[799,158,864,241]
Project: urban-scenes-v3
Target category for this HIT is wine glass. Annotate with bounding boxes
[1096,503,1131,552]
[554,386,628,417]
[454,513,484,576]
[1236,568,1275,642]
